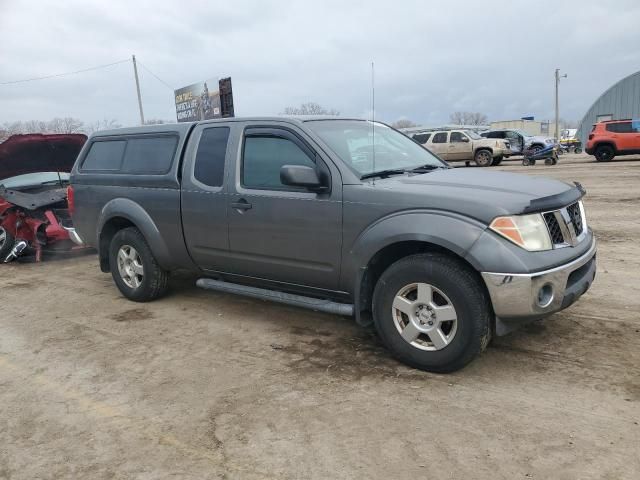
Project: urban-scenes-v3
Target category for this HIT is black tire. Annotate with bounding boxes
[492,156,503,166]
[474,149,493,167]
[108,227,169,302]
[574,147,582,154]
[595,145,614,162]
[372,253,491,373]
[0,226,15,261]
[522,157,531,166]
[530,144,544,154]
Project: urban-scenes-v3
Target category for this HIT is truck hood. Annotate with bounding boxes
[525,135,554,146]
[358,168,580,224]
[0,134,87,182]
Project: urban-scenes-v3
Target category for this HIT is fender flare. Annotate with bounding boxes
[343,210,488,324]
[97,198,174,270]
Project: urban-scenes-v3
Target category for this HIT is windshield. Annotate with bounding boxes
[466,131,482,140]
[0,172,69,189]
[306,120,445,176]
[514,129,533,138]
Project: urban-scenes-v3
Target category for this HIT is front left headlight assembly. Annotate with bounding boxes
[489,213,552,251]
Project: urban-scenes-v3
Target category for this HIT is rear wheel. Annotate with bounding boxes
[595,145,614,162]
[0,226,15,261]
[474,149,493,167]
[108,227,169,301]
[372,253,491,373]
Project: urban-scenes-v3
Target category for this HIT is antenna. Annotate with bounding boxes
[371,61,375,183]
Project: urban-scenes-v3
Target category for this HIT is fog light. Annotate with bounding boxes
[537,284,554,308]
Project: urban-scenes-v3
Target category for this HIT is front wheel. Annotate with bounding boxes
[108,227,170,301]
[372,253,491,373]
[474,149,493,167]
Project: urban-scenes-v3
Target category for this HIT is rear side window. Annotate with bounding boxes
[432,132,448,143]
[243,136,315,190]
[413,133,431,144]
[605,122,633,133]
[82,140,126,171]
[122,136,178,174]
[194,127,230,187]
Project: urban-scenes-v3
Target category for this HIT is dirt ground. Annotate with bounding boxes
[1,154,639,479]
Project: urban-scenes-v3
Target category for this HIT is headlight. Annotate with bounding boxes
[489,213,552,251]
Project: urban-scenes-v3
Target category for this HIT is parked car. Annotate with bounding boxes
[585,119,640,162]
[0,134,87,262]
[481,129,555,156]
[70,118,596,373]
[411,129,510,166]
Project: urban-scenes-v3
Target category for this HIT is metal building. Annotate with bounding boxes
[576,70,640,145]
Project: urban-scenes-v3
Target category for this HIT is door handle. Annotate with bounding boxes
[231,199,252,211]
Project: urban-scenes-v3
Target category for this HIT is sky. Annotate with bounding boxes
[1,0,640,128]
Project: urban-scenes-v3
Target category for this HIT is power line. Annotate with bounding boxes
[0,59,130,86]
[137,61,175,91]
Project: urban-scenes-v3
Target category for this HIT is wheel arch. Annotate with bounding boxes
[593,141,617,153]
[346,211,488,326]
[97,198,173,273]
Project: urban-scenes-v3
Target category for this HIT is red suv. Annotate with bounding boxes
[586,119,640,161]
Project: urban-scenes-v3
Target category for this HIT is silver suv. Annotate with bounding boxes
[411,130,511,166]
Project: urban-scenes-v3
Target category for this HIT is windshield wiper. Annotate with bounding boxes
[40,179,69,186]
[407,164,448,173]
[360,168,408,180]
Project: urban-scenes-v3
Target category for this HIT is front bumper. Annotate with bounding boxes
[481,238,597,324]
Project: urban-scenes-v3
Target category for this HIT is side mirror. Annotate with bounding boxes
[461,136,470,142]
[280,165,327,191]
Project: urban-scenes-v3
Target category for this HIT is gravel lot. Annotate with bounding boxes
[1,154,639,479]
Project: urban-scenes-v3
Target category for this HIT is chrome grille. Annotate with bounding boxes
[566,202,583,235]
[543,201,585,248]
[543,212,564,244]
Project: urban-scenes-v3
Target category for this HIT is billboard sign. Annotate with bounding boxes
[174,77,234,122]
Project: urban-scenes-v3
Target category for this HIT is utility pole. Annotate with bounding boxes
[555,68,567,141]
[132,55,145,125]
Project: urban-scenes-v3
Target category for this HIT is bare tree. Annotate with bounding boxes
[391,119,417,129]
[23,120,48,133]
[144,119,169,125]
[282,102,340,116]
[0,121,25,141]
[449,111,488,126]
[83,119,122,134]
[47,117,84,134]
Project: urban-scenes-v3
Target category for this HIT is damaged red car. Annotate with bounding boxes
[0,133,87,262]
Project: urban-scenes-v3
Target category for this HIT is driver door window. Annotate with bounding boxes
[242,136,316,191]
[505,131,523,152]
[448,132,472,160]
[430,132,448,158]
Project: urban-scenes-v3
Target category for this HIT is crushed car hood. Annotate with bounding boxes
[0,134,87,182]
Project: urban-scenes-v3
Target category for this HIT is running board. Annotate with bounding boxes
[196,278,354,316]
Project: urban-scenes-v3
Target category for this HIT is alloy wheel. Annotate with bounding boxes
[391,282,458,351]
[117,245,144,289]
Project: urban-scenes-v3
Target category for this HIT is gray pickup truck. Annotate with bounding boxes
[70,117,596,372]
